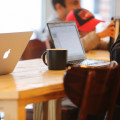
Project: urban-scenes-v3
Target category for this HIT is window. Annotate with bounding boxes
[0,0,42,34]
[81,0,112,33]
[81,0,95,14]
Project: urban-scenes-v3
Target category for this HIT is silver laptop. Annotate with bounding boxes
[47,21,110,67]
[0,31,33,75]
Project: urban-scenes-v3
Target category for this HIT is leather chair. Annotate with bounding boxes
[64,65,120,120]
[21,39,46,60]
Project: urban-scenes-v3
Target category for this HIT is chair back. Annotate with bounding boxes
[21,39,46,60]
[64,65,120,120]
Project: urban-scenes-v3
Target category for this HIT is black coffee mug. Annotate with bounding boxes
[42,49,67,70]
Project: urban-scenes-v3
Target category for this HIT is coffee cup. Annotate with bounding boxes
[42,49,67,70]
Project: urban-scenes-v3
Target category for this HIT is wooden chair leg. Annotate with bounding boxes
[56,99,62,120]
[43,102,48,120]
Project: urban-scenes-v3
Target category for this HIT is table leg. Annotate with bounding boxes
[56,99,61,120]
[48,100,56,120]
[33,102,49,120]
[43,102,48,120]
[0,100,26,120]
[33,103,43,120]
[33,100,57,120]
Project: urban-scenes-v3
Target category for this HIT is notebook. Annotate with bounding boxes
[47,21,110,67]
[0,31,33,75]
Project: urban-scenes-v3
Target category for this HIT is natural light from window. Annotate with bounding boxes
[0,0,42,33]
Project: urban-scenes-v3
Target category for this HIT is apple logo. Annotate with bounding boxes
[3,49,11,59]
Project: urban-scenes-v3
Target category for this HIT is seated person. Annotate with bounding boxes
[110,34,120,119]
[41,0,81,49]
[66,8,115,52]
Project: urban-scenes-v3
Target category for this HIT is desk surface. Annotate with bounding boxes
[0,59,65,100]
[86,50,110,61]
[0,50,110,101]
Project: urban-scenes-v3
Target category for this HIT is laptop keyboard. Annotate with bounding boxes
[69,59,110,67]
[69,60,83,65]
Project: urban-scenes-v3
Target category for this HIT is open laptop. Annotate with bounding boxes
[47,21,110,67]
[0,31,33,75]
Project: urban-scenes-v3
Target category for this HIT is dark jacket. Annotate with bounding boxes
[110,35,120,106]
[110,34,120,64]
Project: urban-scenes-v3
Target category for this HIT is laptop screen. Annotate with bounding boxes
[47,22,86,61]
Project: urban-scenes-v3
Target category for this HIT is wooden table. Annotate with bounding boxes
[86,50,110,61]
[0,50,110,120]
[0,59,66,120]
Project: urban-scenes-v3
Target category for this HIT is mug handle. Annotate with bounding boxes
[41,51,47,65]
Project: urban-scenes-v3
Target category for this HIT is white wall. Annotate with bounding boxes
[114,0,120,17]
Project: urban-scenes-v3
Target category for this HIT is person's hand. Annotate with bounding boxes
[97,22,115,39]
[109,61,118,67]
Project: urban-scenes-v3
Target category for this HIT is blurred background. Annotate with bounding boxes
[0,0,119,40]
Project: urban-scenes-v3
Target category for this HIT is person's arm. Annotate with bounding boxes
[109,61,118,67]
[96,22,115,39]
[81,31,100,52]
[40,26,51,49]
[45,38,51,49]
[96,22,115,50]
